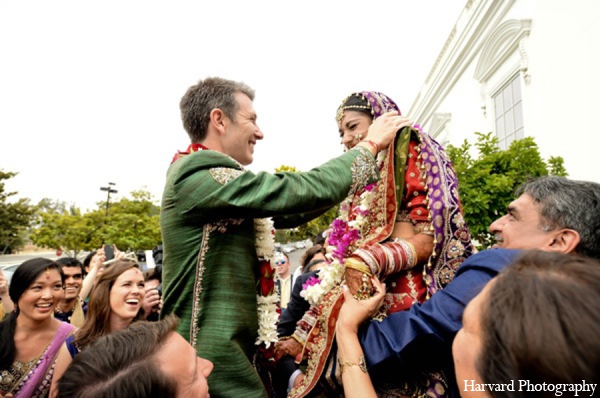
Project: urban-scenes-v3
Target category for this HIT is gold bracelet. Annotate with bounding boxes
[344,258,372,276]
[338,355,367,375]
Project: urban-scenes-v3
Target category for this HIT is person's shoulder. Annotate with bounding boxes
[170,150,242,174]
[458,249,522,273]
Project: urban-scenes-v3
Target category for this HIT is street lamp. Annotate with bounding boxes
[100,182,118,216]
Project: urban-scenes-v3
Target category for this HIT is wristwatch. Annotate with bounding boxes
[338,355,367,374]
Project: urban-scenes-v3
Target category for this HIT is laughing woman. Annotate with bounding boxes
[66,260,146,357]
[0,258,75,398]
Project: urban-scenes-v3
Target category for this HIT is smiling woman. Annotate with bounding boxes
[66,260,146,357]
[0,258,75,398]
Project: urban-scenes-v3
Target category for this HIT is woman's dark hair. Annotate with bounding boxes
[478,251,600,396]
[75,260,145,351]
[0,258,61,370]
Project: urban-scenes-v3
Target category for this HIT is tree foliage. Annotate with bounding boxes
[0,170,35,253]
[30,189,161,256]
[446,132,567,249]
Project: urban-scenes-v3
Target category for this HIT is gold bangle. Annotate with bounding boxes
[290,334,305,347]
[338,355,367,375]
[404,240,418,267]
[344,258,372,276]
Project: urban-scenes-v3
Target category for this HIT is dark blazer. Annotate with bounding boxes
[277,270,318,336]
[274,270,319,396]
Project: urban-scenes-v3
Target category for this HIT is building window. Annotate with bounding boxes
[494,76,524,149]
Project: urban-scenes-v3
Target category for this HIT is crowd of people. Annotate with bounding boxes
[0,76,598,398]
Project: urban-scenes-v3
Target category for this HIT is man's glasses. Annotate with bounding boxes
[275,260,287,265]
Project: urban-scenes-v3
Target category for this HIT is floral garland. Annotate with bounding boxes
[254,217,279,350]
[300,150,386,305]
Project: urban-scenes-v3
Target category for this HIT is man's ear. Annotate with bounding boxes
[549,229,581,254]
[209,108,227,135]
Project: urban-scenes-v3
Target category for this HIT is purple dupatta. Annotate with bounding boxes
[14,322,75,398]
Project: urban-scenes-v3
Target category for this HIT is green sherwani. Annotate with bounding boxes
[160,147,377,397]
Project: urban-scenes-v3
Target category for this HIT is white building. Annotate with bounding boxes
[410,0,600,183]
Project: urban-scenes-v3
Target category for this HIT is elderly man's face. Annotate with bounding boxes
[489,194,559,250]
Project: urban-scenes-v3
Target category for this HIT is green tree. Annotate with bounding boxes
[93,189,162,251]
[30,204,91,257]
[31,189,161,256]
[446,132,567,249]
[0,170,35,253]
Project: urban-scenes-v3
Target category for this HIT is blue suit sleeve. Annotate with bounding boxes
[359,249,520,368]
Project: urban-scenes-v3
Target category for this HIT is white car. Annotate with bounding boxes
[0,264,19,285]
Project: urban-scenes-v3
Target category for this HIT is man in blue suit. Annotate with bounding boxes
[359,176,600,397]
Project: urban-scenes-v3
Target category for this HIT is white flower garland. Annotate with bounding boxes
[301,150,387,306]
[254,217,278,348]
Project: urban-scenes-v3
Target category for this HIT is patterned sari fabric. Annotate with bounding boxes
[289,92,473,397]
[0,322,74,398]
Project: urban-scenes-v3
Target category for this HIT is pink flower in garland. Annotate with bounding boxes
[328,218,361,262]
[364,183,376,192]
[302,276,321,290]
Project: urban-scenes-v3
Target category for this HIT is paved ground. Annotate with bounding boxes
[0,251,58,267]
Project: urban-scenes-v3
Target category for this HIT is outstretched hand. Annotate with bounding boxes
[338,276,386,335]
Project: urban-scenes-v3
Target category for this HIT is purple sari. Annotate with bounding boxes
[12,322,74,398]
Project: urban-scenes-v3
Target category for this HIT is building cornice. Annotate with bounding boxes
[409,0,517,127]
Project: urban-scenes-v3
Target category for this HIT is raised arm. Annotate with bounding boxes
[79,249,106,300]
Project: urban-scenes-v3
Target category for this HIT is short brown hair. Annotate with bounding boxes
[57,315,180,397]
[180,76,255,143]
[478,251,600,395]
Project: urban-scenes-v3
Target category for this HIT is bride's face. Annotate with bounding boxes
[338,111,373,151]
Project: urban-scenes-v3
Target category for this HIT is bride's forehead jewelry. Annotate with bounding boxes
[336,93,373,123]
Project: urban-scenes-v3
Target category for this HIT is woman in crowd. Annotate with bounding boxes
[0,258,75,398]
[66,260,146,356]
[280,91,473,397]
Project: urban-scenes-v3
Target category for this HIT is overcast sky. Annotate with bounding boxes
[1,1,465,211]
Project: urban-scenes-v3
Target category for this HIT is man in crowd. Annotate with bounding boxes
[275,252,293,313]
[159,76,408,397]
[54,258,88,327]
[57,315,214,397]
[358,176,600,396]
